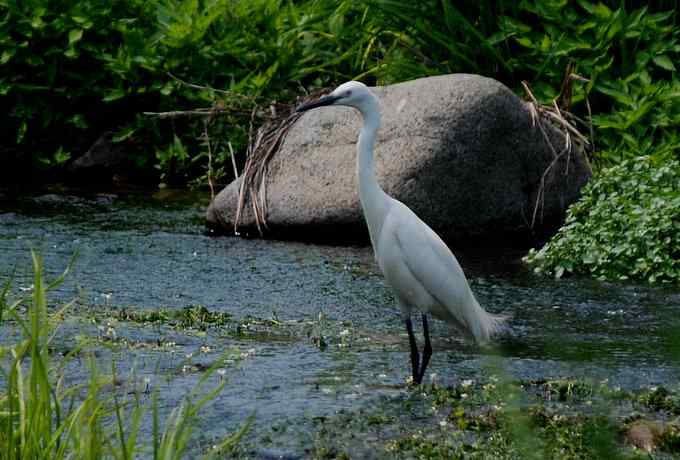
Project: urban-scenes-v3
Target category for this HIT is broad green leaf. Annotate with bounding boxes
[68,29,83,45]
[69,114,88,130]
[605,14,623,41]
[17,121,27,144]
[498,16,531,34]
[112,126,137,142]
[102,88,126,102]
[652,55,676,71]
[53,147,71,165]
[63,47,78,58]
[515,37,533,48]
[160,82,174,96]
[30,16,45,29]
[0,49,15,64]
[578,1,612,18]
[597,85,633,107]
[71,16,89,25]
[0,79,12,96]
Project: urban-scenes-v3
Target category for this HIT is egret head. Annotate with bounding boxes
[296,81,377,114]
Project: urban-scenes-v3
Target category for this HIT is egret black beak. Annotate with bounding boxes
[296,94,342,112]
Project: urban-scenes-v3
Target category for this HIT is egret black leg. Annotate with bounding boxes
[417,314,432,384]
[405,318,420,383]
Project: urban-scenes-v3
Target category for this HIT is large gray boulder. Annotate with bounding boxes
[207,74,591,244]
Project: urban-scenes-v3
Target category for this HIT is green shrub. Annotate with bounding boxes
[486,2,680,165]
[0,1,158,167]
[524,156,680,284]
[0,0,395,185]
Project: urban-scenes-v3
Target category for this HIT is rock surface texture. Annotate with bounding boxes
[207,74,591,244]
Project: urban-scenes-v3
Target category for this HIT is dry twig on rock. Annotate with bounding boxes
[522,76,592,229]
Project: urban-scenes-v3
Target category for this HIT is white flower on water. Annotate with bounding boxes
[239,348,257,359]
[461,379,473,388]
[339,329,350,337]
[200,345,211,353]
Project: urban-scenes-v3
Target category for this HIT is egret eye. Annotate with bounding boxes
[345,90,352,97]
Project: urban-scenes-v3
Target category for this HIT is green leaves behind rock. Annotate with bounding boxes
[524,156,680,284]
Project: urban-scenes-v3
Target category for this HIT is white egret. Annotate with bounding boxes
[296,81,506,384]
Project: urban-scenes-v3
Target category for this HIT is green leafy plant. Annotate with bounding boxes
[460,1,680,165]
[524,156,680,283]
[1,0,679,189]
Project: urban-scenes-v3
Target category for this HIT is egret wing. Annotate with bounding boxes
[390,202,473,324]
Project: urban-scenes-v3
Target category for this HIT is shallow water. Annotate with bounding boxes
[1,191,679,457]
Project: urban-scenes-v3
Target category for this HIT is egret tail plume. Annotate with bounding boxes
[470,297,509,344]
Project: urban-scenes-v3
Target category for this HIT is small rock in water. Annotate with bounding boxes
[626,420,662,452]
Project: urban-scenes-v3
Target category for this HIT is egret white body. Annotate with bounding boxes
[296,81,506,384]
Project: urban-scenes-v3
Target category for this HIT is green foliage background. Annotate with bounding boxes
[2,0,678,181]
[1,0,678,282]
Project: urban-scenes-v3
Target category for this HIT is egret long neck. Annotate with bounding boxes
[357,106,388,245]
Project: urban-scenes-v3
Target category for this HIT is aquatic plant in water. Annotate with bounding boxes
[0,250,248,459]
